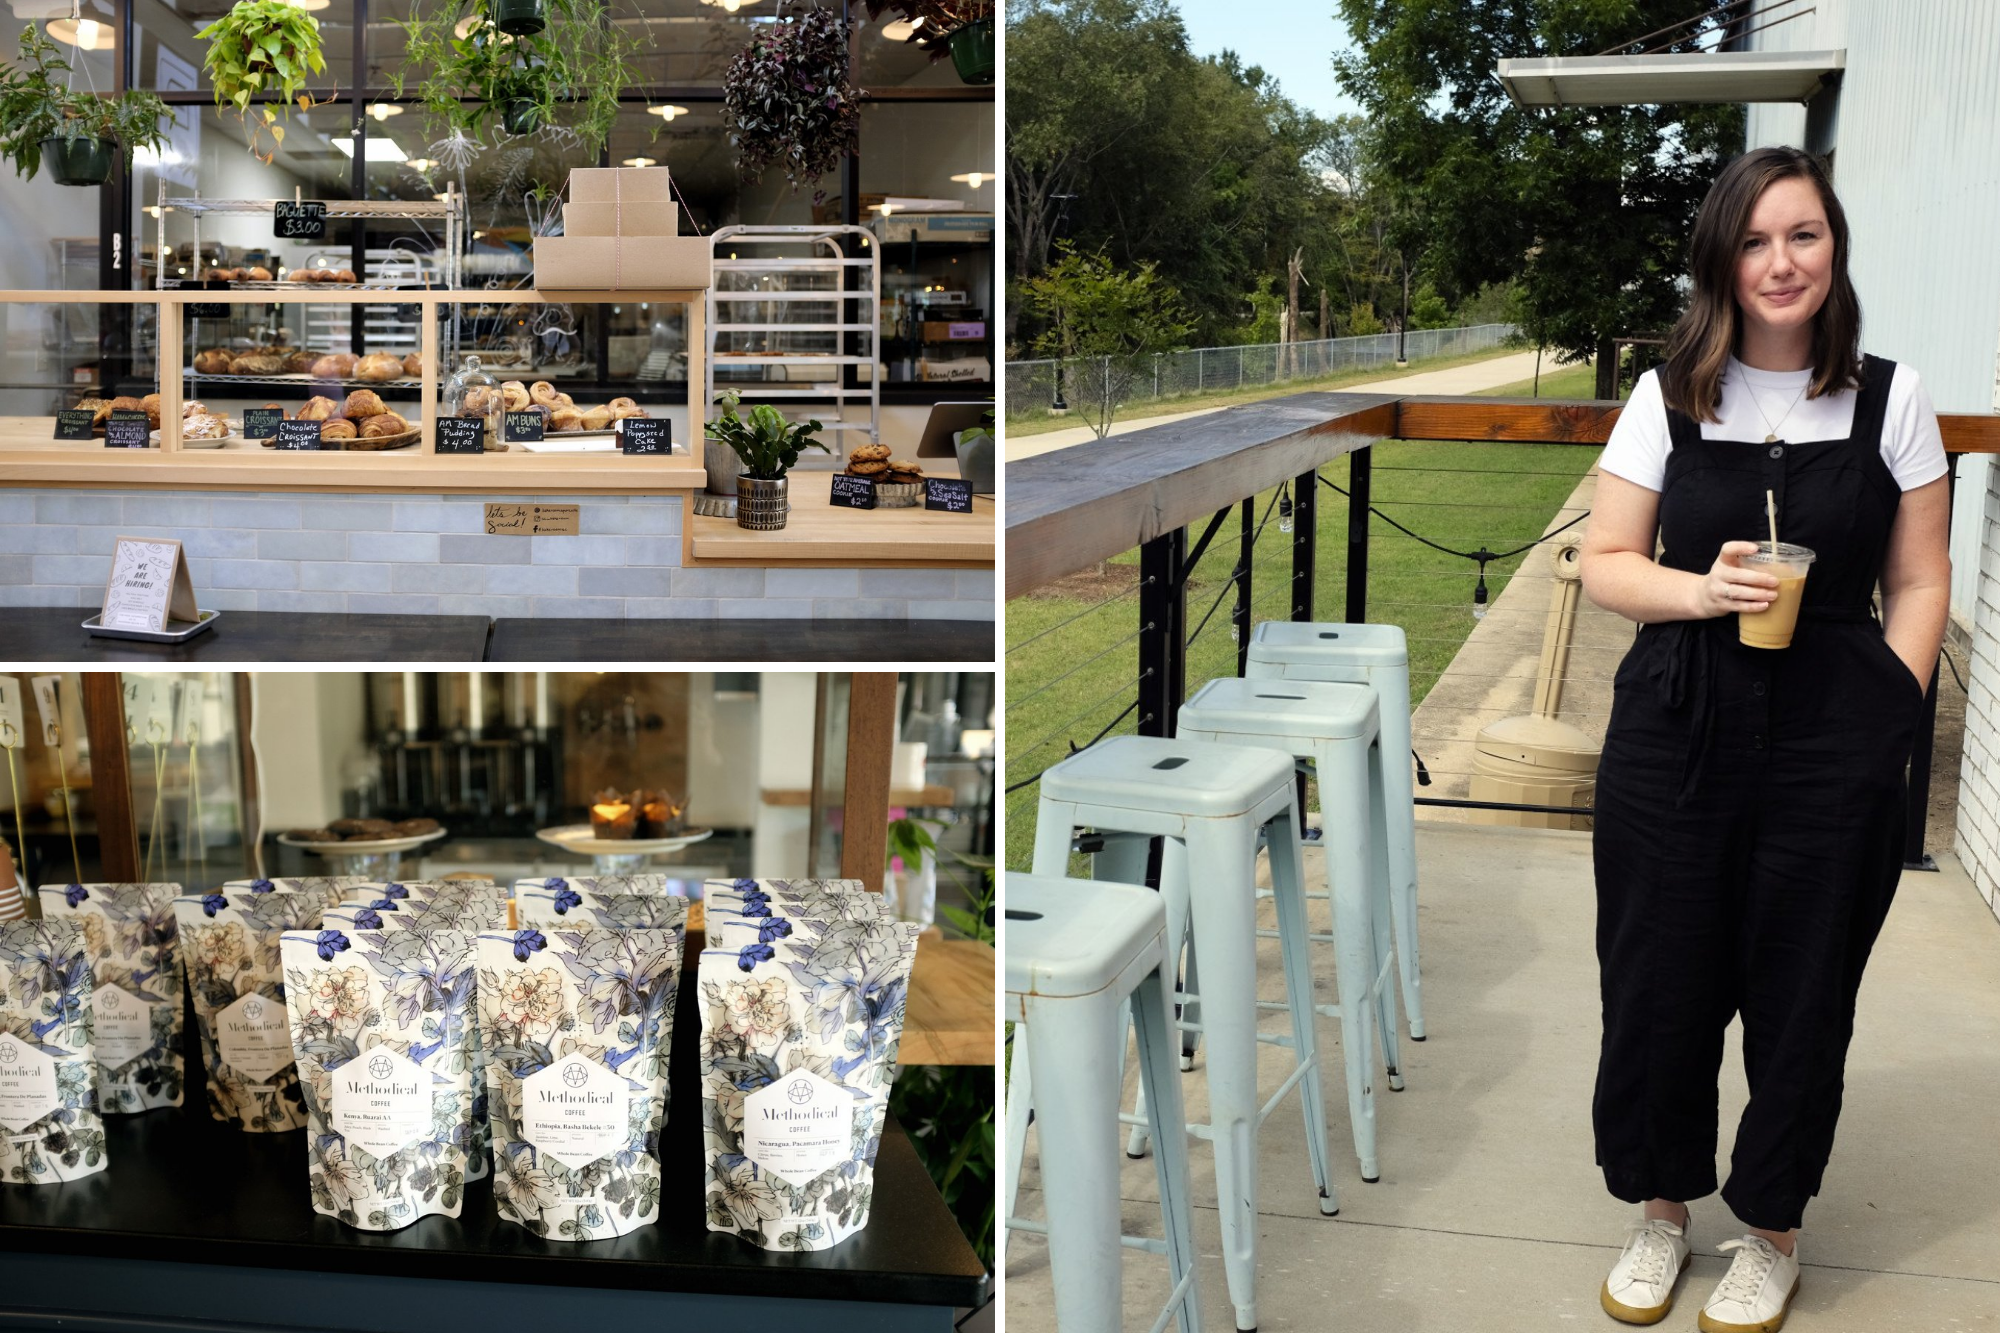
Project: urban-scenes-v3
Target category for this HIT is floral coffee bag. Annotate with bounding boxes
[476,925,682,1240]
[174,891,324,1131]
[37,882,185,1112]
[697,915,919,1251]
[0,920,105,1183]
[517,875,677,896]
[223,877,361,908]
[516,886,688,938]
[280,926,477,1230]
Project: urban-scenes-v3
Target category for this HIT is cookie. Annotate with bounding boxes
[885,471,925,485]
[290,828,337,843]
[888,459,921,473]
[850,443,891,462]
[846,458,889,475]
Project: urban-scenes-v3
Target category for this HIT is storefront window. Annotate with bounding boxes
[133,0,355,96]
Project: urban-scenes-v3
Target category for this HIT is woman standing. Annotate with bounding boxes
[1580,146,1951,1332]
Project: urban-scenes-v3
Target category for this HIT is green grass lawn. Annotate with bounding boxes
[1003,367,1609,872]
[1005,340,1538,438]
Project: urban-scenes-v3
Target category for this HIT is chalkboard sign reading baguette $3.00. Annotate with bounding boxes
[99,536,200,633]
[274,201,327,241]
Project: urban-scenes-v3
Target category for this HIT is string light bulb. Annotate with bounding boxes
[1278,482,1294,535]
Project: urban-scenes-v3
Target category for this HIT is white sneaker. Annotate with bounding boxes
[1698,1236,1801,1333]
[1600,1217,1691,1324]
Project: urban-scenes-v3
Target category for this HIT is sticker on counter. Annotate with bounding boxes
[504,411,545,444]
[742,1068,855,1186]
[520,1053,631,1170]
[924,477,974,514]
[331,1044,433,1160]
[620,417,672,455]
[242,407,284,440]
[829,474,877,510]
[274,419,323,451]
[484,503,579,535]
[104,410,149,449]
[54,409,93,440]
[435,417,485,455]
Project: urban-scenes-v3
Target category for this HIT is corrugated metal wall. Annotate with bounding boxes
[1745,0,2000,627]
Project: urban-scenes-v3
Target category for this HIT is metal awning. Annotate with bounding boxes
[1495,49,1844,108]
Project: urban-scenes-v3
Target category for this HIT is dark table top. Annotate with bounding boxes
[0,958,988,1309]
[486,618,996,662]
[0,608,492,663]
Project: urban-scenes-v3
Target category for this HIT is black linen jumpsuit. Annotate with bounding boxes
[1592,354,1925,1233]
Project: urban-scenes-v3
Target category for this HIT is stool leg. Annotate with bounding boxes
[1318,738,1380,1182]
[1179,933,1202,1070]
[1265,805,1340,1218]
[1368,748,1405,1091]
[1025,993,1126,1332]
[1002,1024,1032,1263]
[1130,838,1193,1158]
[1133,961,1202,1333]
[1374,666,1425,1040]
[1031,799,1080,878]
[1185,818,1267,1332]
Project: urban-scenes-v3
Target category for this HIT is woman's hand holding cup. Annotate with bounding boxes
[1695,540,1779,618]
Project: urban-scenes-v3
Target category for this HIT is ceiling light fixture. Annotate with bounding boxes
[950,172,989,189]
[649,104,688,122]
[333,136,408,163]
[700,0,760,12]
[368,102,404,121]
[881,19,914,41]
[622,156,657,168]
[405,158,436,172]
[46,17,112,50]
[281,0,331,10]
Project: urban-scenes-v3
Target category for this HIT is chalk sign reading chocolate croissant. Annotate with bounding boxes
[100,537,198,633]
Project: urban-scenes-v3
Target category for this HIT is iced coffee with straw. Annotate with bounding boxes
[1739,541,1816,649]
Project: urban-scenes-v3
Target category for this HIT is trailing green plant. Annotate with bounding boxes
[705,390,830,480]
[0,23,174,181]
[722,1,863,204]
[393,0,636,156]
[195,0,327,161]
[887,813,995,911]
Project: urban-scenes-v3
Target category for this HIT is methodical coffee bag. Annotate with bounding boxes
[224,877,361,909]
[37,882,185,1112]
[475,926,681,1240]
[280,926,477,1230]
[697,916,920,1251]
[516,887,689,938]
[516,875,677,896]
[0,920,106,1183]
[174,891,324,1131]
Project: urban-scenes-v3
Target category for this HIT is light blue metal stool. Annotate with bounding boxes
[1035,735,1337,1332]
[1247,620,1427,1040]
[1003,874,1201,1332]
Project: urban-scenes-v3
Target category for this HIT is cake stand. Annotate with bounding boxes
[275,827,449,879]
[534,824,715,874]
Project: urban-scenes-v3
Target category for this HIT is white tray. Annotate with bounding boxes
[277,827,449,856]
[82,610,220,643]
[535,824,714,856]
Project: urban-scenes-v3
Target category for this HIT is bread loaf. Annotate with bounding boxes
[354,353,403,383]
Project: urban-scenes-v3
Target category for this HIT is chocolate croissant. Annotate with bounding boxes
[319,418,357,440]
[297,395,339,421]
[341,389,387,419]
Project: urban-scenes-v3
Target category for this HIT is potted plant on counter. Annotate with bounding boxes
[0,24,174,185]
[195,0,326,161]
[859,1,994,85]
[722,1,862,204]
[705,391,830,531]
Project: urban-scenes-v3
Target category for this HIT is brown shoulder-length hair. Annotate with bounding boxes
[1659,146,1864,422]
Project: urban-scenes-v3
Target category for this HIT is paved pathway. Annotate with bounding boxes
[1005,348,1559,460]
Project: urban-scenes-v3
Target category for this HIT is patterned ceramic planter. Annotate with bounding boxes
[736,475,790,531]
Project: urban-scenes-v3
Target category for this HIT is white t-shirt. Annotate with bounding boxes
[1598,357,1947,493]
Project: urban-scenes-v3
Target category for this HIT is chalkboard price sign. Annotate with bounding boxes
[54,409,94,440]
[621,417,672,455]
[104,410,150,449]
[274,201,328,240]
[829,474,877,510]
[435,417,486,455]
[274,419,324,451]
[504,410,545,443]
[187,302,231,319]
[242,407,285,440]
[924,477,974,514]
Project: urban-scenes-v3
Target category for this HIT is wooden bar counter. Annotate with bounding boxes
[686,470,995,569]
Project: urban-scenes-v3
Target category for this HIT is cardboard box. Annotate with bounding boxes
[923,321,987,341]
[568,166,674,204]
[533,235,711,291]
[918,356,991,383]
[563,200,678,237]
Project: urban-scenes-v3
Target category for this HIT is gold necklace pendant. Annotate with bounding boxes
[1766,433,1778,443]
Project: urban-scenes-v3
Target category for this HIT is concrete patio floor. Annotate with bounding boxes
[1004,821,2000,1331]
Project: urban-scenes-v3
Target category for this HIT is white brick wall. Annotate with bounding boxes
[1954,469,2000,918]
[0,489,996,620]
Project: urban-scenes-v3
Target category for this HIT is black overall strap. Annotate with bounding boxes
[1848,354,1897,451]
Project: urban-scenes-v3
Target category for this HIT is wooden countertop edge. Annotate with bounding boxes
[0,453,709,492]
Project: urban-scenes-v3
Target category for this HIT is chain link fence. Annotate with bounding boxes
[1006,323,1522,421]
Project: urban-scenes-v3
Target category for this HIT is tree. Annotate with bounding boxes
[1334,1,1743,397]
[1020,243,1193,439]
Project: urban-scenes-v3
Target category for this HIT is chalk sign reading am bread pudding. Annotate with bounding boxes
[99,537,199,633]
[435,417,484,455]
[484,503,580,535]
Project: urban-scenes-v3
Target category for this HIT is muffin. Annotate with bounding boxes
[589,790,635,839]
[580,405,613,430]
[548,407,584,432]
[636,790,682,839]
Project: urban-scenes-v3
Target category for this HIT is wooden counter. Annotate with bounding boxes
[686,470,995,569]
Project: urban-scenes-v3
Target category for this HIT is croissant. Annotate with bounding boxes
[255,402,285,419]
[184,401,211,418]
[297,396,339,421]
[354,354,403,383]
[502,381,531,411]
[320,418,358,440]
[183,413,230,440]
[85,398,113,424]
[108,396,145,414]
[609,400,645,421]
[342,389,387,419]
[140,393,163,428]
[360,412,409,439]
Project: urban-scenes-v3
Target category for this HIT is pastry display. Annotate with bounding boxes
[341,389,387,419]
[843,444,925,504]
[297,396,338,421]
[589,790,636,839]
[402,352,423,377]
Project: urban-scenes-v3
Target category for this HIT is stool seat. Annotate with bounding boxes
[1042,734,1298,817]
[1180,677,1380,744]
[1249,620,1408,669]
[1006,874,1163,1000]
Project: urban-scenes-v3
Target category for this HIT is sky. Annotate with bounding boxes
[1173,1,1363,123]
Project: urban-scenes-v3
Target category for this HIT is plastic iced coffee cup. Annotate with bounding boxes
[1738,541,1816,649]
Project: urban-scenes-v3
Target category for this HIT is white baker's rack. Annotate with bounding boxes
[706,224,881,459]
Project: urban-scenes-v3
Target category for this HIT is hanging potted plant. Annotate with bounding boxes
[705,391,830,531]
[195,0,328,161]
[494,65,546,136]
[0,24,174,185]
[492,0,546,37]
[859,1,994,85]
[722,1,863,203]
